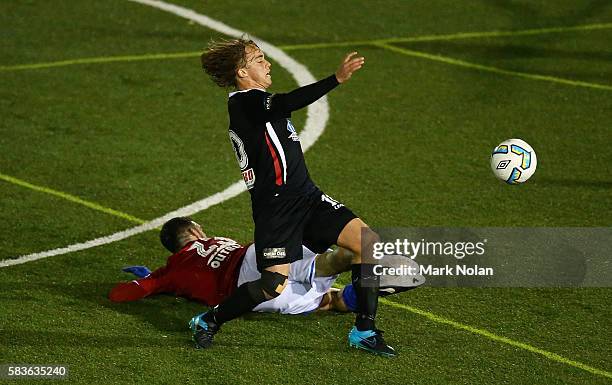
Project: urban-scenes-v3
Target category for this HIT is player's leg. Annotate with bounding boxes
[318,281,424,313]
[256,246,340,314]
[256,264,290,300]
[336,217,396,357]
[190,207,303,348]
[337,217,381,329]
[318,279,424,313]
[314,247,354,277]
[190,263,289,348]
[302,193,395,356]
[248,244,352,315]
[337,218,377,263]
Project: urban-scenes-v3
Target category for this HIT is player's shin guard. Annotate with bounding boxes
[351,264,380,331]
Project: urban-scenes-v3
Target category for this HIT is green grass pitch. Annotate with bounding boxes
[1,1,611,384]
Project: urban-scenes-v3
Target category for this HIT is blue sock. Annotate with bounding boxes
[341,284,358,312]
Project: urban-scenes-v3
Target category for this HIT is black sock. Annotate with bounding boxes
[351,264,380,331]
[205,282,262,325]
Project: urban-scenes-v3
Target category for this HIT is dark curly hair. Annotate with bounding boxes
[159,216,197,253]
[201,37,259,88]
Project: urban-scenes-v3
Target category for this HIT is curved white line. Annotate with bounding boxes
[0,0,329,268]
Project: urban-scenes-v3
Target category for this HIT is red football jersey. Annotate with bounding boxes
[109,237,248,306]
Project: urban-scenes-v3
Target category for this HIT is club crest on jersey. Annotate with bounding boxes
[242,168,255,189]
[286,119,299,142]
[321,193,344,209]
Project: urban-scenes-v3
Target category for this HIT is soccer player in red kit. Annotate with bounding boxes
[109,217,424,316]
[108,233,246,307]
[110,217,359,313]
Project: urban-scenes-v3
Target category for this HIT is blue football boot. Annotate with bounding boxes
[348,327,397,357]
[189,312,219,349]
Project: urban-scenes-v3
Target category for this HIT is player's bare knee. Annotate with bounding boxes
[338,218,381,263]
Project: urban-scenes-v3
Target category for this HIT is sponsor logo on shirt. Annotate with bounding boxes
[264,95,273,110]
[263,247,286,259]
[242,168,256,189]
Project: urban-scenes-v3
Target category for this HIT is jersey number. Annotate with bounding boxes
[229,130,248,170]
[190,238,241,269]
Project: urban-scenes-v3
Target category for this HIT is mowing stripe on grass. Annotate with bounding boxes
[2,22,611,73]
[381,298,612,379]
[375,42,612,92]
[0,172,146,224]
[388,22,612,43]
[0,52,200,72]
[280,22,612,50]
[0,0,328,268]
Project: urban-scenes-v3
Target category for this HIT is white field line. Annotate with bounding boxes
[0,0,329,268]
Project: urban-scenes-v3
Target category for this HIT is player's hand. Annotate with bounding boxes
[335,52,365,83]
[122,265,151,278]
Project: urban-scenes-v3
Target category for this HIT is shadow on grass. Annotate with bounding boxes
[0,327,347,353]
[0,328,346,353]
[533,178,612,189]
[402,39,612,63]
[0,329,182,348]
[486,0,612,26]
[0,279,352,350]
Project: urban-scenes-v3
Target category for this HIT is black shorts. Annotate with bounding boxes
[254,188,357,270]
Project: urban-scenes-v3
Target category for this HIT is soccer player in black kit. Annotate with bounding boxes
[192,38,395,356]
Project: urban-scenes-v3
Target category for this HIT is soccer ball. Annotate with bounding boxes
[490,139,537,184]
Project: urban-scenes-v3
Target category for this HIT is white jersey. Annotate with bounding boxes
[238,244,337,315]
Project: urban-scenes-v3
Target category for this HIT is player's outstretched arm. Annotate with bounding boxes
[271,51,365,113]
[108,280,154,302]
[109,265,167,302]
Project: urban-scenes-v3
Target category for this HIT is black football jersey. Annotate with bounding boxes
[227,75,339,205]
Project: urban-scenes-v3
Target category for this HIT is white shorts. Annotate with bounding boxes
[237,244,337,315]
